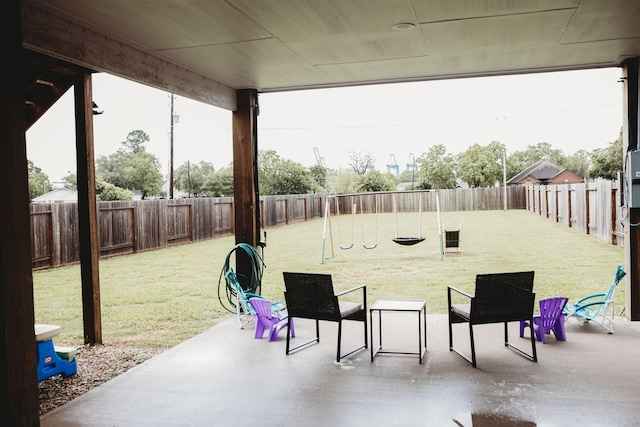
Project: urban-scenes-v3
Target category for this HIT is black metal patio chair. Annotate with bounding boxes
[283,272,367,362]
[447,271,537,368]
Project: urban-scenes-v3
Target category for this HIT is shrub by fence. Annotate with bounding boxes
[31,186,525,269]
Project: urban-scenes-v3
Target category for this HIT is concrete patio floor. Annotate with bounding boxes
[41,312,640,427]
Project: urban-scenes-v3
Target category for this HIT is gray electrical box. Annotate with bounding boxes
[628,150,640,208]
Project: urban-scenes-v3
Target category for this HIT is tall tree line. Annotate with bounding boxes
[28,128,625,200]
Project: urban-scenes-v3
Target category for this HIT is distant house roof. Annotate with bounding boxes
[31,187,77,203]
[507,160,582,185]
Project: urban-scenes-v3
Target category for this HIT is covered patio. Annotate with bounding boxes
[41,313,640,426]
[3,2,640,424]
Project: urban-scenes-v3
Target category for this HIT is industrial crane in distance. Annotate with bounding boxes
[386,154,399,176]
[314,147,327,170]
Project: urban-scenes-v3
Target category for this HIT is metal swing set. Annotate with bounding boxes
[321,195,378,263]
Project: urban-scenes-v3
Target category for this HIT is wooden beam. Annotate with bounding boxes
[1,0,40,423]
[232,89,259,286]
[623,57,640,321]
[21,4,236,111]
[233,89,259,248]
[75,73,103,344]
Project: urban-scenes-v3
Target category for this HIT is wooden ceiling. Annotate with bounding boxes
[20,0,640,110]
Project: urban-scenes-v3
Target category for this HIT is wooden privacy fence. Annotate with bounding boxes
[330,186,525,215]
[30,198,234,269]
[30,187,523,269]
[525,179,624,247]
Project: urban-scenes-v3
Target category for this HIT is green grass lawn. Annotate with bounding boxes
[33,209,624,350]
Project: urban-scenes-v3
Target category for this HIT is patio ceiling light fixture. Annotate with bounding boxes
[392,23,416,31]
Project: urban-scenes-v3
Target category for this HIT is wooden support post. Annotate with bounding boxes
[1,0,40,423]
[75,73,103,344]
[232,89,259,286]
[623,57,640,321]
[611,187,617,245]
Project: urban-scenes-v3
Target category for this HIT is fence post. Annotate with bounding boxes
[586,184,591,235]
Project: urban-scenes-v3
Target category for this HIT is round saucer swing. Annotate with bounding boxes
[392,236,425,246]
[392,192,425,246]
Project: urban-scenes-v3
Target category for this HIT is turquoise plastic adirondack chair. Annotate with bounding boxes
[563,264,626,334]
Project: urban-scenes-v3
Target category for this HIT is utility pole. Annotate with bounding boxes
[169,94,175,199]
[503,147,507,212]
[187,160,192,198]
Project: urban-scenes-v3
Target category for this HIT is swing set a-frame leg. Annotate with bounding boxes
[321,199,334,263]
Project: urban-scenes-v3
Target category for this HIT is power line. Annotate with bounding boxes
[260,103,621,131]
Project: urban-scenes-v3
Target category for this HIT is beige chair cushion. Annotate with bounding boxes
[451,304,471,318]
[339,301,362,318]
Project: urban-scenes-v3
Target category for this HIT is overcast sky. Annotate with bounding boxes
[26,67,624,182]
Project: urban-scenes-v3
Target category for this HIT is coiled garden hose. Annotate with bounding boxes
[217,243,265,314]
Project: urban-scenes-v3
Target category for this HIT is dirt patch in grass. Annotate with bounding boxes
[38,343,165,415]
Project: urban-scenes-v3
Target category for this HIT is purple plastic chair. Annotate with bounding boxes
[249,297,294,341]
[520,297,568,344]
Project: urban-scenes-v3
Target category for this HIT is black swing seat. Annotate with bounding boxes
[392,237,425,246]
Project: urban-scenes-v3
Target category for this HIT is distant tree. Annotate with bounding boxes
[505,150,530,180]
[59,172,131,200]
[308,164,328,192]
[347,151,375,175]
[96,149,127,186]
[397,169,417,184]
[95,178,133,201]
[508,142,567,178]
[96,130,164,198]
[416,144,457,189]
[258,150,278,195]
[61,172,77,190]
[258,150,313,195]
[123,151,163,197]
[457,141,505,188]
[358,170,396,192]
[28,160,51,200]
[204,166,234,197]
[174,161,215,197]
[331,170,361,194]
[173,161,235,197]
[121,129,149,154]
[526,142,566,165]
[589,129,623,180]
[564,150,591,179]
